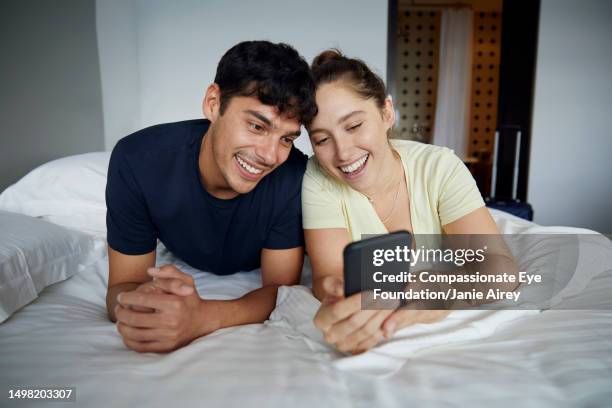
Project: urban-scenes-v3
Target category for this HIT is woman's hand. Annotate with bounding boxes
[378,274,452,338]
[313,276,396,354]
[313,276,453,354]
[381,306,451,339]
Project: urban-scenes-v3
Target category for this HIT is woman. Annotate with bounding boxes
[302,50,510,355]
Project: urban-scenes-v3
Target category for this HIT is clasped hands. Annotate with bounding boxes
[115,265,218,353]
[313,276,451,355]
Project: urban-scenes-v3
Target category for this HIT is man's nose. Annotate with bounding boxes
[255,137,278,167]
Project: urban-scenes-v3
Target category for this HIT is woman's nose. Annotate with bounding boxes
[334,137,353,163]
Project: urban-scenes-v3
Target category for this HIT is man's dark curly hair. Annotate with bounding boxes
[214,41,317,125]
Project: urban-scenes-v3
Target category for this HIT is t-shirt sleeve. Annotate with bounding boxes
[105,143,157,255]
[301,163,346,230]
[263,185,305,250]
[436,150,485,226]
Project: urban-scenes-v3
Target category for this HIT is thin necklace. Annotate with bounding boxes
[365,151,402,203]
[380,169,403,223]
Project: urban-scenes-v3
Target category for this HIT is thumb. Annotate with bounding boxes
[151,275,195,296]
[148,264,195,287]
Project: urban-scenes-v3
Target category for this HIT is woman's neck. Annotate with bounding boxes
[363,144,403,201]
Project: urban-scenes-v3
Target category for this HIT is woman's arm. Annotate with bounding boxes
[307,228,395,354]
[443,206,519,298]
[305,228,351,301]
[379,206,517,335]
[442,205,499,234]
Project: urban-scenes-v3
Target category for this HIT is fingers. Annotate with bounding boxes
[335,309,393,353]
[130,283,163,312]
[117,322,165,342]
[121,337,165,353]
[151,277,194,297]
[147,265,195,287]
[114,305,161,329]
[129,304,157,313]
[117,291,176,312]
[137,282,159,294]
[313,292,362,332]
[382,309,413,338]
[352,330,386,354]
[324,309,378,344]
[381,309,451,338]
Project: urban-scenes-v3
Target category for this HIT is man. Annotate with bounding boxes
[105,41,317,353]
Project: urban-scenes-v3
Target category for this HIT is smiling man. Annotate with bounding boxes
[105,41,317,353]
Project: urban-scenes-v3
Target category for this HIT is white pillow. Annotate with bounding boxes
[0,210,96,323]
[0,152,110,235]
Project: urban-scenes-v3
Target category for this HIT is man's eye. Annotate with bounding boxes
[281,136,296,145]
[347,123,363,132]
[249,122,264,132]
[314,138,329,146]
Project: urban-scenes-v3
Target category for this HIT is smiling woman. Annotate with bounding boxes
[302,49,507,355]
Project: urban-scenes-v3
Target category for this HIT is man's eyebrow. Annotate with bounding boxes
[338,110,365,124]
[245,109,301,137]
[245,110,272,126]
[283,129,302,138]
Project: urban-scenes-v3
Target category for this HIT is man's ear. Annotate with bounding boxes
[382,95,396,132]
[202,83,221,123]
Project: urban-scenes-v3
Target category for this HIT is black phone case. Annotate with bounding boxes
[343,230,412,297]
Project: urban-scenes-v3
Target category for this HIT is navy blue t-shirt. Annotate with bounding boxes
[105,119,307,275]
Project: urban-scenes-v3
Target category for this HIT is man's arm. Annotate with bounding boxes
[115,247,304,353]
[144,246,303,330]
[106,246,156,322]
[217,246,304,327]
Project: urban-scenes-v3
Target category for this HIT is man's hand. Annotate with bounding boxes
[127,280,173,313]
[115,265,219,353]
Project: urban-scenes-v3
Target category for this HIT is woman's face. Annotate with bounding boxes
[308,81,394,193]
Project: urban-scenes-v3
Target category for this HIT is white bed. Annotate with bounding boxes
[0,155,611,408]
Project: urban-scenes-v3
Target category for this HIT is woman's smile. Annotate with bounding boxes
[338,153,369,181]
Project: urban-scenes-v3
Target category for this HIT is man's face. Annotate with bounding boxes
[207,95,302,196]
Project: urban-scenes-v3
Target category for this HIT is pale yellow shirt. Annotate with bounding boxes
[302,139,485,241]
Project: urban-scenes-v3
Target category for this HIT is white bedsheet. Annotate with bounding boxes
[1,210,611,407]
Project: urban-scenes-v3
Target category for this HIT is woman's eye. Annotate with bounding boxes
[314,138,329,146]
[347,123,363,132]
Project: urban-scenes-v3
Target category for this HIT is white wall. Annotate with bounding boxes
[0,0,104,192]
[97,0,388,155]
[96,0,141,153]
[529,0,612,233]
[97,0,611,232]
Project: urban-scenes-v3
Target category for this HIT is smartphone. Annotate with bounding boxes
[343,230,412,297]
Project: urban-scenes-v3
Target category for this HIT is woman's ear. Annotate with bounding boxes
[382,95,396,132]
[202,83,221,123]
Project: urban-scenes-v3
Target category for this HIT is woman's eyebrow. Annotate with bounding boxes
[308,127,331,137]
[338,110,365,124]
[309,111,366,135]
